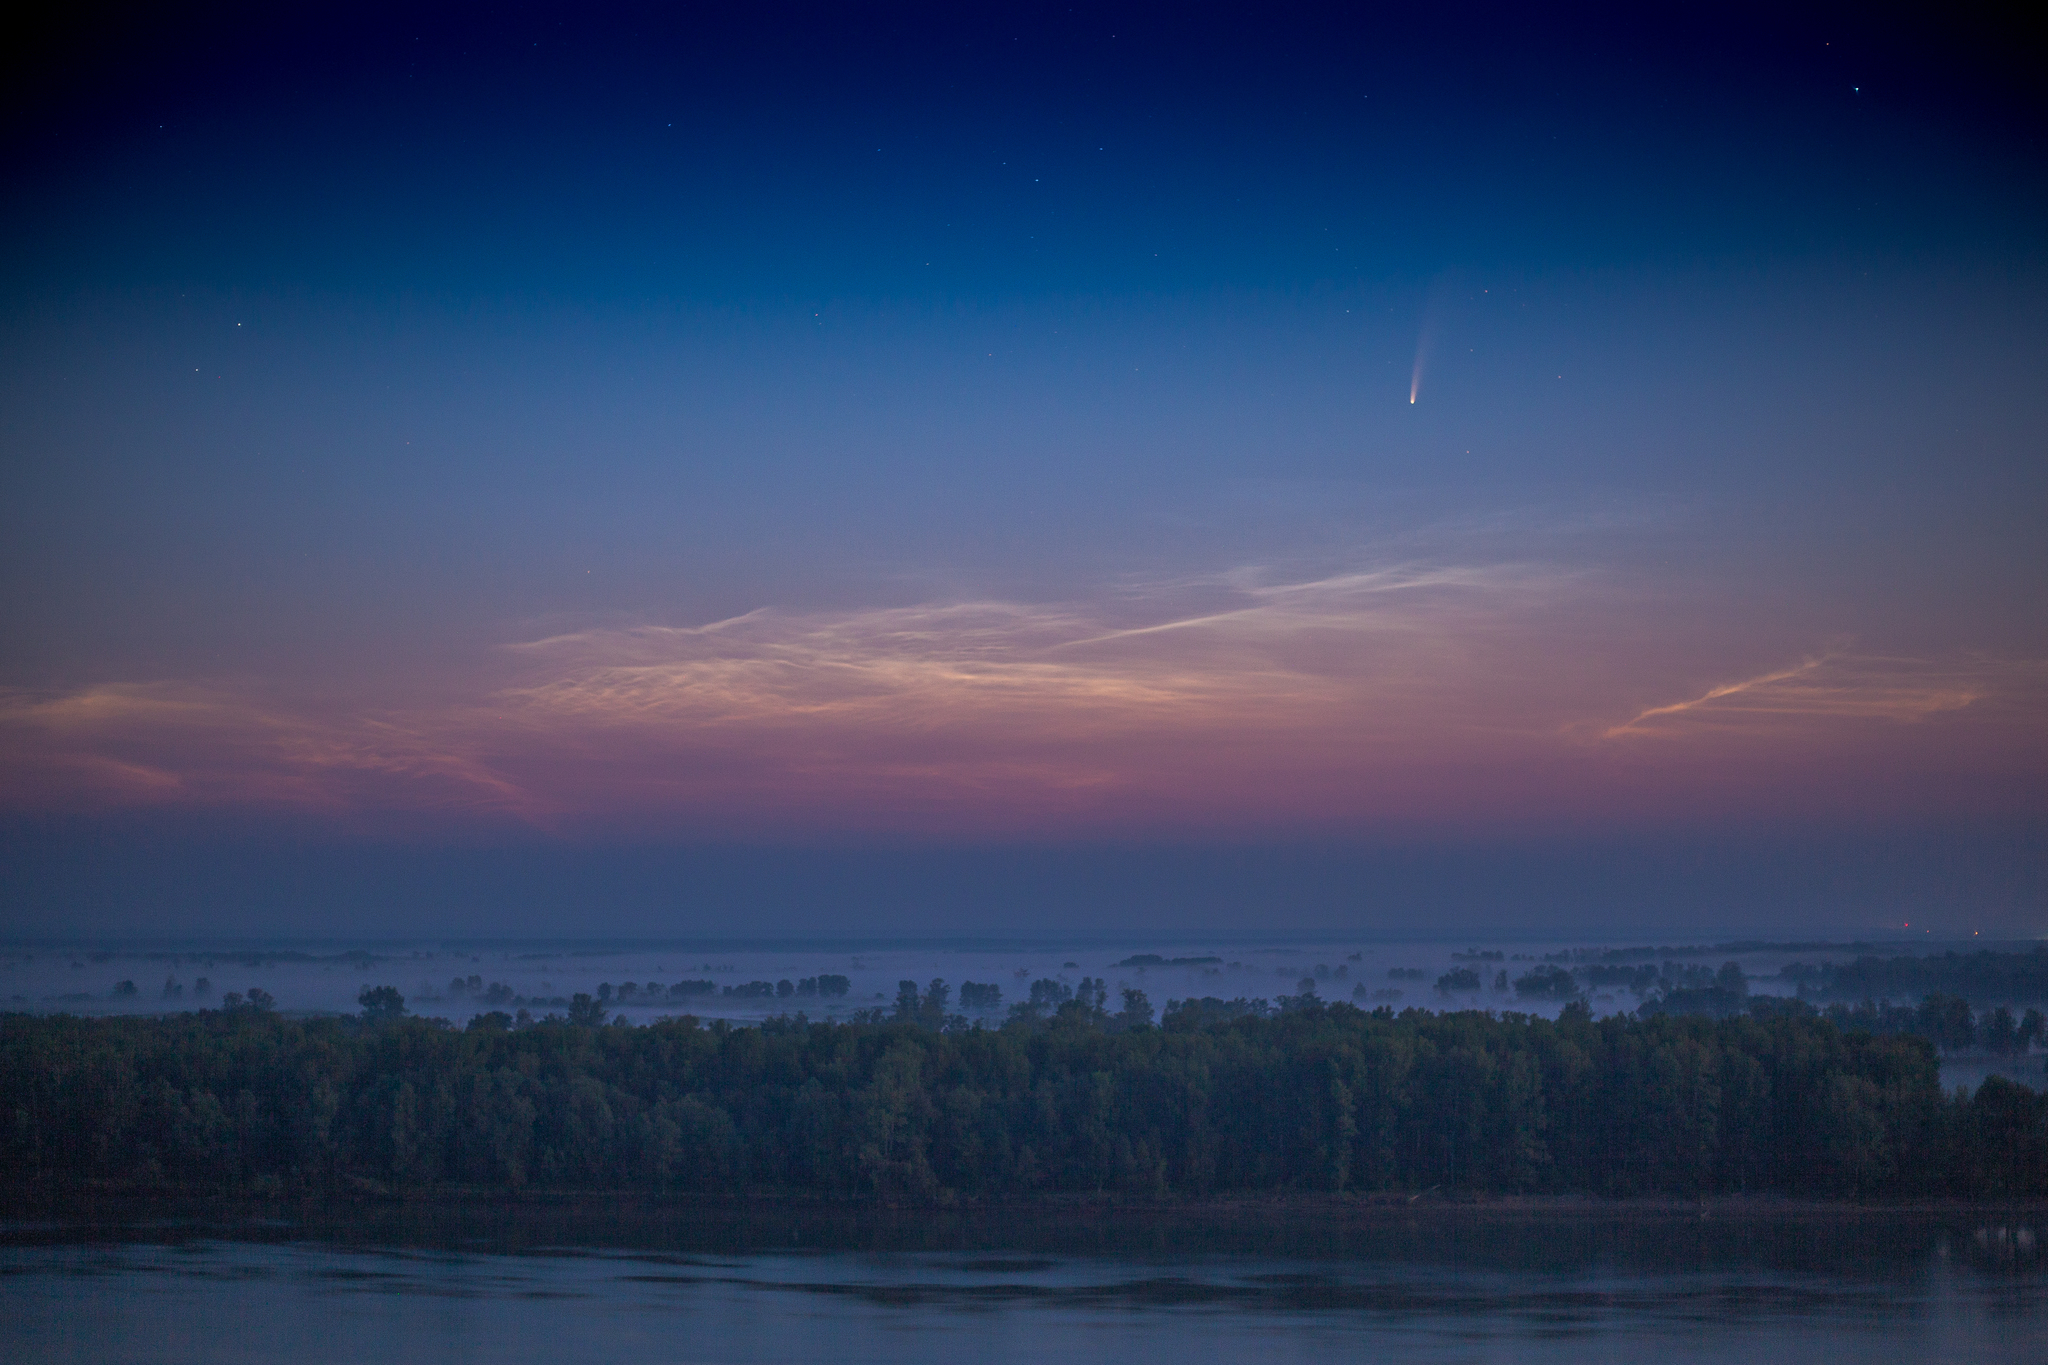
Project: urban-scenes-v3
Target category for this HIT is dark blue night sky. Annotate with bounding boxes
[3,4,2044,937]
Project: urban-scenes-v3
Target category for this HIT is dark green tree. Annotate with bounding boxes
[1917,993,1976,1050]
[919,979,951,1027]
[1983,1005,2020,1055]
[1117,987,1154,1029]
[357,986,406,1022]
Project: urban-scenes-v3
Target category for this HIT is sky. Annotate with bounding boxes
[2,3,2044,938]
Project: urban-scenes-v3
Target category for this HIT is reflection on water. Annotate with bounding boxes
[4,1208,2044,1364]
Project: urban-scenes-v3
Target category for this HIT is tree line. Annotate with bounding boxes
[2,993,2041,1202]
[1783,947,2048,1006]
[1430,954,2048,1040]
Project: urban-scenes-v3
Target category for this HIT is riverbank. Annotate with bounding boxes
[9,1186,2047,1231]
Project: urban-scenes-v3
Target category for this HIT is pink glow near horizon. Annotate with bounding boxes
[3,563,2042,838]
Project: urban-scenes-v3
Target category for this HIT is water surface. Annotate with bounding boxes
[6,1206,2042,1363]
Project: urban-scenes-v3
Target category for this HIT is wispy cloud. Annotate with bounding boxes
[4,567,2041,833]
[499,562,1560,742]
[1,563,1558,826]
[0,682,540,819]
[1602,652,2012,738]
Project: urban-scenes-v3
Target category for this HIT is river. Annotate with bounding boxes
[5,1204,2042,1364]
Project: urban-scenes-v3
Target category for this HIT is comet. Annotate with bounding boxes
[1409,308,1435,403]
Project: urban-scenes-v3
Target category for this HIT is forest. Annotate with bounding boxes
[3,987,2042,1204]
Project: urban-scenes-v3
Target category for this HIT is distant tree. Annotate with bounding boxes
[111,980,137,998]
[1028,978,1074,1009]
[1161,995,1274,1027]
[1637,964,1749,1019]
[567,993,607,1027]
[357,986,405,1022]
[1582,963,1661,994]
[1512,966,1578,1001]
[467,1011,512,1031]
[1006,977,1099,1025]
[958,981,1002,1010]
[776,979,795,998]
[597,983,614,1003]
[1437,968,1482,993]
[244,988,275,1012]
[1276,979,1322,1013]
[893,980,923,1021]
[192,977,211,997]
[1052,979,1110,1027]
[816,975,851,998]
[1117,987,1154,1029]
[1917,993,1976,1050]
[2022,1008,2045,1051]
[1982,1006,2020,1055]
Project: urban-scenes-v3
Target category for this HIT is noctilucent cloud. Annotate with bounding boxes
[2,6,2043,937]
